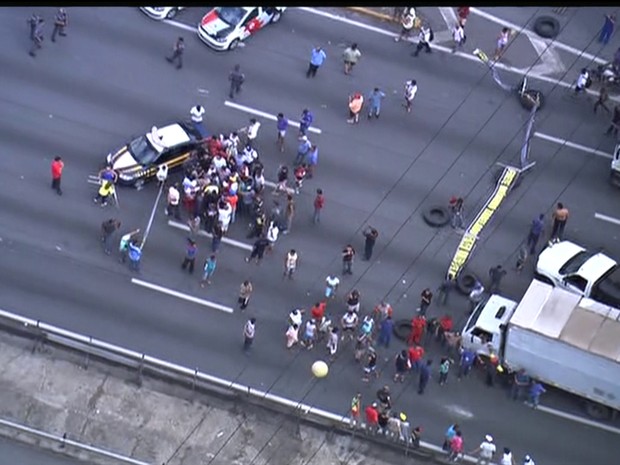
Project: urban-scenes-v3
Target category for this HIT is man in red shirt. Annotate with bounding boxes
[364,402,379,431]
[51,156,64,195]
[311,301,326,321]
[408,344,425,372]
[313,188,324,224]
[408,315,426,345]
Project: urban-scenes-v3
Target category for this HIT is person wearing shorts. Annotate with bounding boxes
[494,27,510,60]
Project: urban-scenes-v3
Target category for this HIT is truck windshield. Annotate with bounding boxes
[559,250,595,275]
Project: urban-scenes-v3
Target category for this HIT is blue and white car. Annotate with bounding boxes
[140,7,184,20]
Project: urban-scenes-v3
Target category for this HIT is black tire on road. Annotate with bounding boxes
[457,272,479,295]
[166,8,177,19]
[393,319,412,341]
[422,205,451,227]
[533,16,560,39]
[520,89,545,111]
[228,39,240,50]
[271,11,282,23]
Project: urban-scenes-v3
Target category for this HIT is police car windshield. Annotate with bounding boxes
[216,7,246,26]
[129,135,159,165]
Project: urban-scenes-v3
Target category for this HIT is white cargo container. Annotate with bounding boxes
[462,279,620,419]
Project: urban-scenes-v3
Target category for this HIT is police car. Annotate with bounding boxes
[535,240,620,307]
[197,7,286,51]
[106,122,203,188]
[139,7,184,20]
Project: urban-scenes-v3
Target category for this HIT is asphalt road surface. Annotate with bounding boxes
[0,437,84,465]
[1,7,619,465]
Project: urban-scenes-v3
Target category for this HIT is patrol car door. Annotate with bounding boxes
[158,143,190,171]
[241,8,261,39]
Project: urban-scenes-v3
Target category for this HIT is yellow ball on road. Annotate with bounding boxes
[312,360,329,378]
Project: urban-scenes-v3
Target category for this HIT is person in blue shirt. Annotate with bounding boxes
[306,144,318,178]
[528,381,546,408]
[299,108,313,136]
[201,254,217,287]
[307,46,327,78]
[181,238,198,274]
[276,113,288,152]
[457,348,476,379]
[368,87,386,119]
[127,241,142,272]
[296,136,311,166]
[526,213,544,255]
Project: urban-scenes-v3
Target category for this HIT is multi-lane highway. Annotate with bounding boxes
[1,6,619,464]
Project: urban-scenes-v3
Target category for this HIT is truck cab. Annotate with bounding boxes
[461,294,518,358]
[611,142,620,187]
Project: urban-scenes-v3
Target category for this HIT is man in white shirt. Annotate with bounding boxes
[245,118,261,147]
[452,20,465,53]
[217,200,232,233]
[500,447,516,465]
[394,8,416,42]
[284,249,299,279]
[575,68,590,94]
[522,454,535,465]
[470,435,496,465]
[190,104,205,123]
[404,79,418,113]
[165,184,181,219]
[412,25,433,57]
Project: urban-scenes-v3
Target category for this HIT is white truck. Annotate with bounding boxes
[462,279,620,419]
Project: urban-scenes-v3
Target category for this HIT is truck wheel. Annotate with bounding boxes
[585,401,611,420]
[422,205,451,227]
[457,272,479,295]
[393,319,412,341]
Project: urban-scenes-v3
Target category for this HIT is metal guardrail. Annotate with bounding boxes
[0,307,483,464]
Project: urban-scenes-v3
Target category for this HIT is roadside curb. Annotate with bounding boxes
[344,7,398,23]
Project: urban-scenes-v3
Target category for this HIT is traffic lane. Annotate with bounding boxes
[0,437,85,465]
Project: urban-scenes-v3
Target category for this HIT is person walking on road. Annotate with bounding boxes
[299,108,314,137]
[438,357,452,385]
[574,68,590,95]
[306,144,318,178]
[527,213,545,255]
[246,237,270,265]
[362,226,378,260]
[276,113,288,152]
[488,265,507,293]
[283,194,295,233]
[404,79,418,113]
[417,359,432,394]
[200,255,217,287]
[119,228,140,263]
[29,16,44,57]
[471,435,496,465]
[457,6,470,26]
[28,13,41,40]
[307,46,327,78]
[448,430,464,462]
[51,8,68,42]
[101,219,121,255]
[394,7,416,42]
[527,380,546,408]
[605,104,620,137]
[181,238,198,274]
[283,249,299,280]
[510,368,531,401]
[50,156,64,195]
[166,37,184,69]
[350,392,362,427]
[347,92,364,124]
[229,64,245,99]
[342,244,356,275]
[93,180,115,207]
[412,25,433,56]
[550,202,569,243]
[127,241,142,272]
[599,13,616,45]
[296,135,312,166]
[594,85,611,114]
[165,183,181,220]
[343,43,361,75]
[243,317,256,352]
[523,454,536,465]
[452,19,466,53]
[493,27,511,61]
[238,280,253,311]
[378,316,394,349]
[418,288,433,315]
[449,196,465,229]
[367,87,386,119]
[313,188,324,224]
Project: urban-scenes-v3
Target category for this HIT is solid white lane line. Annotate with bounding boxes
[470,8,608,66]
[167,220,253,251]
[298,7,619,102]
[131,278,234,313]
[224,101,323,135]
[162,19,196,32]
[537,404,620,435]
[533,132,613,159]
[594,212,620,226]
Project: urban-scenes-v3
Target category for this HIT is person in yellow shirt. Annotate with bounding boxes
[93,180,115,207]
[347,92,364,124]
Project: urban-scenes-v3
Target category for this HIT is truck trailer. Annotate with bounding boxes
[462,279,620,419]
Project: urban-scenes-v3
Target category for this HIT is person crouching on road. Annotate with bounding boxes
[347,92,364,124]
[93,180,115,207]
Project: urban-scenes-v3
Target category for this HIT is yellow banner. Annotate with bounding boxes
[447,167,518,280]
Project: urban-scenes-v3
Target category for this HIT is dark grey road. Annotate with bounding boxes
[1,7,619,465]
